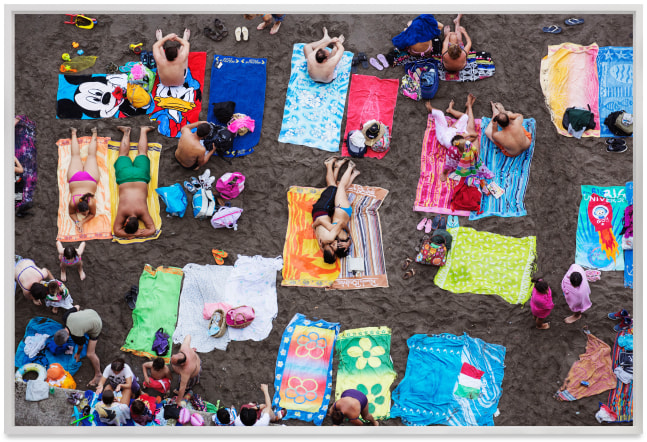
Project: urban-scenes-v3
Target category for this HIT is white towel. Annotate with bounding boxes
[24,333,50,358]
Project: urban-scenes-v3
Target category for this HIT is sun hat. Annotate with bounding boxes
[361,120,386,146]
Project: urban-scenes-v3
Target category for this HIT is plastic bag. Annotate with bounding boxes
[155,183,188,218]
[26,380,50,401]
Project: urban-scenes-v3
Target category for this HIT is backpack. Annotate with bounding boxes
[204,125,235,162]
[604,110,633,136]
[225,305,255,328]
[152,328,170,356]
[210,206,243,230]
[215,172,245,200]
[562,105,596,132]
[193,187,216,219]
[451,178,482,212]
[419,60,439,100]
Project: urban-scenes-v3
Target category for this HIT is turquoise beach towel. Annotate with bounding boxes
[597,47,633,138]
[470,117,536,219]
[278,43,353,152]
[391,333,506,426]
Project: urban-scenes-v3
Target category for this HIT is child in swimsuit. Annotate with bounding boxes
[56,240,86,282]
[45,279,75,314]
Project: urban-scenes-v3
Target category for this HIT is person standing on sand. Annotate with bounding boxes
[55,306,103,386]
[530,278,554,330]
[112,126,157,239]
[152,28,191,87]
[304,27,346,84]
[562,264,592,323]
[441,14,472,72]
[245,14,285,35]
[170,334,202,401]
[484,102,532,157]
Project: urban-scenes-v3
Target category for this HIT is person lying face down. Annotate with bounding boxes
[304,26,346,84]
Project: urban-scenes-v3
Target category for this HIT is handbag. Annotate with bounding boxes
[208,309,227,338]
[163,404,181,420]
[215,172,245,200]
[225,306,255,328]
[210,206,243,230]
[415,236,447,266]
[152,328,170,356]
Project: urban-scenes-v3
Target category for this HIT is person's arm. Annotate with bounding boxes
[463,29,472,53]
[95,375,108,394]
[183,121,206,132]
[508,112,522,121]
[260,384,272,414]
[68,200,80,223]
[77,241,86,256]
[80,211,95,227]
[117,374,133,392]
[14,156,23,174]
[113,212,130,238]
[42,268,55,280]
[176,375,188,401]
[327,43,345,65]
[142,361,152,384]
[56,240,65,255]
[152,33,176,60]
[135,211,157,237]
[198,145,217,167]
[175,36,190,56]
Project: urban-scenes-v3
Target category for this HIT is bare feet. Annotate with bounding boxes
[156,29,163,41]
[440,171,448,182]
[79,269,86,281]
[347,160,357,171]
[257,21,268,30]
[323,26,329,38]
[52,307,59,314]
[141,125,156,134]
[337,34,345,44]
[183,28,191,41]
[454,14,463,27]
[349,169,361,183]
[536,323,550,330]
[490,101,499,114]
[117,126,130,135]
[324,155,339,166]
[60,269,67,282]
[446,99,455,114]
[90,127,97,135]
[466,93,476,107]
[270,22,281,35]
[334,158,348,170]
[424,100,434,114]
[70,127,77,136]
[87,375,102,387]
[564,313,582,324]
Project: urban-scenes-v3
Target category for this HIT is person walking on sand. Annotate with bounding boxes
[245,14,285,35]
[67,127,99,234]
[113,126,157,239]
[484,102,532,157]
[152,28,191,87]
[55,306,103,386]
[562,264,592,323]
[304,27,346,84]
[170,334,202,401]
[530,278,554,330]
[441,14,472,72]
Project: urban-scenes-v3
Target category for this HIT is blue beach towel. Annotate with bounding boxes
[15,317,88,375]
[392,14,442,49]
[597,47,633,138]
[207,54,267,157]
[278,43,353,152]
[390,333,506,426]
[470,118,536,220]
[624,181,633,288]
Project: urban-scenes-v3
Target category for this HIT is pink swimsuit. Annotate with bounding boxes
[68,170,97,183]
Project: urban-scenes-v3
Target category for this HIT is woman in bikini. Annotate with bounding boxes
[15,257,54,305]
[441,14,472,72]
[327,389,378,426]
[67,127,99,233]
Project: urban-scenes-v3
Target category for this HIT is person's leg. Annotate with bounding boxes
[324,156,337,186]
[137,126,155,156]
[565,312,582,323]
[77,261,86,281]
[334,161,357,207]
[464,93,477,136]
[485,101,500,140]
[182,28,190,41]
[67,128,84,181]
[270,15,284,35]
[445,99,466,121]
[156,29,163,41]
[257,14,274,30]
[117,126,131,156]
[304,27,333,56]
[535,316,550,330]
[86,339,102,386]
[332,158,348,183]
[453,14,465,44]
[83,127,100,181]
[120,385,132,404]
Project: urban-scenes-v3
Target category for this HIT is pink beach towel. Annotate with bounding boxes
[341,75,399,159]
[413,115,481,216]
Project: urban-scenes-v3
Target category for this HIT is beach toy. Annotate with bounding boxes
[129,42,143,54]
[15,363,47,382]
[72,42,80,48]
[77,50,84,55]
[64,14,97,29]
[60,55,97,74]
[62,53,71,61]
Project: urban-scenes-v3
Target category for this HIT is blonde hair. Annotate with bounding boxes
[448,44,462,60]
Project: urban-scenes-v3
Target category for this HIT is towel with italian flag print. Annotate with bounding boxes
[455,363,485,399]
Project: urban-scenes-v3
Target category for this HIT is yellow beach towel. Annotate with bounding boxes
[107,141,162,244]
[56,136,113,242]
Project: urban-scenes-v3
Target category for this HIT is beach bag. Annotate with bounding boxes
[204,125,235,161]
[208,309,227,338]
[431,228,453,251]
[178,407,191,424]
[451,178,482,212]
[193,187,216,219]
[164,404,181,420]
[190,413,205,426]
[419,60,439,100]
[415,235,447,266]
[562,105,596,132]
[210,206,243,230]
[604,110,633,136]
[226,306,255,328]
[347,130,367,158]
[369,126,391,153]
[156,183,188,217]
[399,72,420,101]
[152,328,170,356]
[216,172,245,200]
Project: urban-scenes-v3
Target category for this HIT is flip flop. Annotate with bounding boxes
[369,57,383,71]
[242,26,249,41]
[235,27,242,42]
[542,25,562,34]
[438,215,447,230]
[377,54,389,68]
[401,256,413,270]
[351,55,359,74]
[358,52,369,69]
[183,180,197,194]
[140,51,150,67]
[564,18,584,26]
[431,214,441,230]
[424,218,433,234]
[402,269,416,280]
[147,51,156,70]
[212,248,228,265]
[203,27,221,41]
[447,215,459,228]
[416,217,428,231]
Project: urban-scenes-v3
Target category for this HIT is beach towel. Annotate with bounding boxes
[207,54,267,157]
[271,313,340,425]
[540,43,600,137]
[391,333,506,426]
[413,116,480,216]
[341,75,399,159]
[329,184,389,290]
[392,14,442,49]
[334,327,397,420]
[575,185,627,271]
[15,317,87,375]
[597,46,633,138]
[433,51,496,82]
[434,227,536,305]
[56,74,151,119]
[555,333,616,401]
[107,140,162,243]
[469,118,536,220]
[281,187,341,288]
[278,43,353,152]
[14,115,37,211]
[624,181,633,288]
[149,52,206,138]
[607,328,633,422]
[121,265,183,362]
[56,136,112,241]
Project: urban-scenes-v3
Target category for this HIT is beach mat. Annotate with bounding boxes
[555,333,616,401]
[335,327,397,420]
[56,136,112,241]
[575,185,627,271]
[329,184,389,290]
[15,317,87,376]
[121,265,184,363]
[281,186,341,288]
[56,74,150,119]
[207,54,267,157]
[278,43,353,152]
[14,115,37,211]
[597,46,633,138]
[107,140,162,243]
[624,181,633,288]
[434,227,536,305]
[391,333,506,426]
[340,74,399,159]
[433,51,495,82]
[150,52,206,138]
[412,116,478,216]
[271,313,340,426]
[540,42,600,137]
[469,118,536,220]
[607,328,633,422]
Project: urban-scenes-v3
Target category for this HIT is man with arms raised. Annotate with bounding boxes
[152,28,191,87]
[304,27,346,83]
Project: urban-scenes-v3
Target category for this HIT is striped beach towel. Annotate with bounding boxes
[470,118,536,220]
[434,227,536,305]
[14,115,37,212]
[334,327,397,420]
[278,43,353,152]
[434,51,495,82]
[607,328,633,422]
[107,141,162,244]
[272,313,340,425]
[597,46,633,138]
[330,184,389,290]
[413,116,479,216]
[56,136,112,241]
[540,42,600,137]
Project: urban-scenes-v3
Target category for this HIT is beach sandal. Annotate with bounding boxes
[203,27,222,42]
[351,55,359,74]
[358,52,369,69]
[369,57,383,71]
[377,54,390,68]
[417,217,428,231]
[190,176,202,190]
[542,25,562,34]
[402,269,416,280]
[235,27,242,42]
[608,309,629,320]
[564,18,584,26]
[140,51,150,68]
[607,142,628,153]
[605,137,626,145]
[430,214,441,230]
[183,180,197,194]
[214,18,227,35]
[147,51,156,70]
[438,215,447,230]
[447,215,459,228]
[424,218,433,234]
[212,248,228,265]
[125,285,138,310]
[242,26,249,41]
[105,62,119,74]
[401,256,414,270]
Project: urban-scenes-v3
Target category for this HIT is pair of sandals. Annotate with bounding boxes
[402,257,416,280]
[139,51,156,70]
[416,215,447,233]
[606,138,628,153]
[125,285,138,310]
[369,54,390,71]
[542,18,584,34]
[235,26,249,42]
[351,52,368,74]
[212,248,228,265]
[204,18,228,42]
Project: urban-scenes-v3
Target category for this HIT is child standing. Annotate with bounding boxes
[56,240,86,282]
[562,263,592,323]
[45,279,75,314]
[530,278,553,330]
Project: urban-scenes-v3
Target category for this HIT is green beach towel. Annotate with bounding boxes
[434,227,536,305]
[121,265,184,362]
[335,327,397,420]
